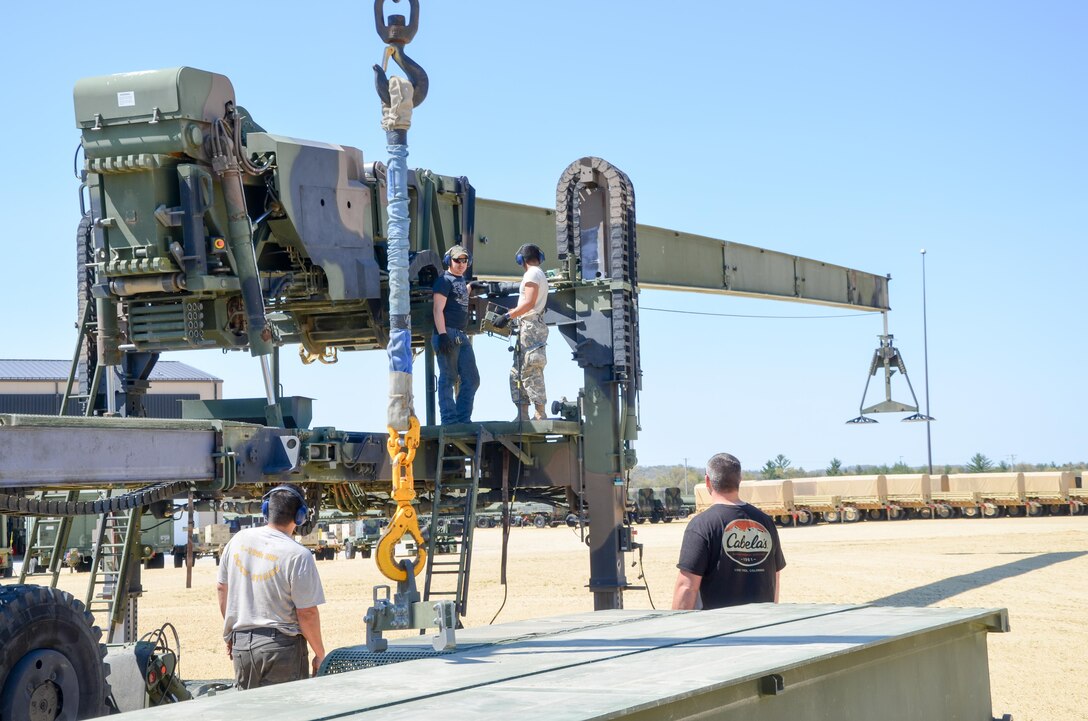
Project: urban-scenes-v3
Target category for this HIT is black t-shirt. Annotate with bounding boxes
[677,502,786,609]
[432,271,470,331]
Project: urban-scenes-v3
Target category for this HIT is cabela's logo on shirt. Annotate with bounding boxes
[721,518,773,567]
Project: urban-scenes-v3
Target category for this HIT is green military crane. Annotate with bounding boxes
[0,8,894,715]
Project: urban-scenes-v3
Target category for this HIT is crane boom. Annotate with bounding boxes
[474,198,890,311]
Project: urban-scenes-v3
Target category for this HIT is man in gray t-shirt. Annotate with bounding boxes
[217,486,326,688]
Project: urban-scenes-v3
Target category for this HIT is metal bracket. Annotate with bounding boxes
[496,436,534,466]
[759,673,785,696]
[363,559,458,653]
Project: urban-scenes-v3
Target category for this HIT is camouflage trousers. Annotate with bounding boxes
[510,314,548,406]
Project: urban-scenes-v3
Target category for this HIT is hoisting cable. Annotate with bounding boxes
[371,0,431,583]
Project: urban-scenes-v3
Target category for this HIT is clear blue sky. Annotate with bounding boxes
[1,1,1084,472]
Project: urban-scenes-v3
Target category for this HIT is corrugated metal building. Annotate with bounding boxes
[0,359,223,418]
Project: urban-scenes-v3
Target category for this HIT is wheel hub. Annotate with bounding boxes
[28,680,59,721]
[1,649,81,721]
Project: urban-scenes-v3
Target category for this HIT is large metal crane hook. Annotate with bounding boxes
[373,0,429,108]
[845,312,926,424]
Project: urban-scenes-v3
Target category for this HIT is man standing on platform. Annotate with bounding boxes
[431,244,481,424]
[491,243,549,421]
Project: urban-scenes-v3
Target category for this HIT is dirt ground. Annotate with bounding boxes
[11,514,1086,720]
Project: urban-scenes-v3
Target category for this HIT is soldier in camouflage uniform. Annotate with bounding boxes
[492,244,550,421]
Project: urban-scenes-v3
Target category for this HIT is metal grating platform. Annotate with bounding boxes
[122,604,1009,720]
[320,647,456,674]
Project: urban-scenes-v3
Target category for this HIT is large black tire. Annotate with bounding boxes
[145,552,165,570]
[0,585,109,720]
[532,515,547,529]
[173,551,185,568]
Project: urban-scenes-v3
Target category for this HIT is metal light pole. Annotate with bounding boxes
[920,249,933,474]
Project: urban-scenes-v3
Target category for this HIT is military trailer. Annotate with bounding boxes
[943,472,1026,518]
[884,473,950,518]
[1067,470,1088,511]
[788,480,844,525]
[735,479,802,524]
[1022,471,1077,515]
[793,475,900,522]
[928,473,982,517]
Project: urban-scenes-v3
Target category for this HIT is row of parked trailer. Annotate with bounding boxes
[694,471,1087,526]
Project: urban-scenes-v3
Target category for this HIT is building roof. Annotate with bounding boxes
[0,359,222,382]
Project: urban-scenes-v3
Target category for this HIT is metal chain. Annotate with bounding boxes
[0,480,189,517]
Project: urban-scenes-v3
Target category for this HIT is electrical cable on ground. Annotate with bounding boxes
[139,622,182,705]
[633,543,656,610]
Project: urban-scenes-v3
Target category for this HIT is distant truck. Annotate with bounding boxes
[172,523,234,567]
[297,524,342,561]
[630,487,690,523]
[36,511,175,571]
[345,517,386,559]
[475,502,573,528]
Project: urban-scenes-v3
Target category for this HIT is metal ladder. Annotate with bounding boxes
[84,499,142,643]
[18,491,79,586]
[423,427,488,617]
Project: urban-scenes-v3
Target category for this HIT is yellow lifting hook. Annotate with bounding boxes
[375,416,427,581]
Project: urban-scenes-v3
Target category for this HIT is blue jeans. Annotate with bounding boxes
[434,329,480,424]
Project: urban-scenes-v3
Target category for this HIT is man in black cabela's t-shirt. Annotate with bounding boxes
[672,453,786,610]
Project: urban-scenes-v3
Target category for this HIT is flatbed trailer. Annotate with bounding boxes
[117,605,1010,721]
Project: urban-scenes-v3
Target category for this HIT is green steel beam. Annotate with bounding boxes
[473,198,890,312]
